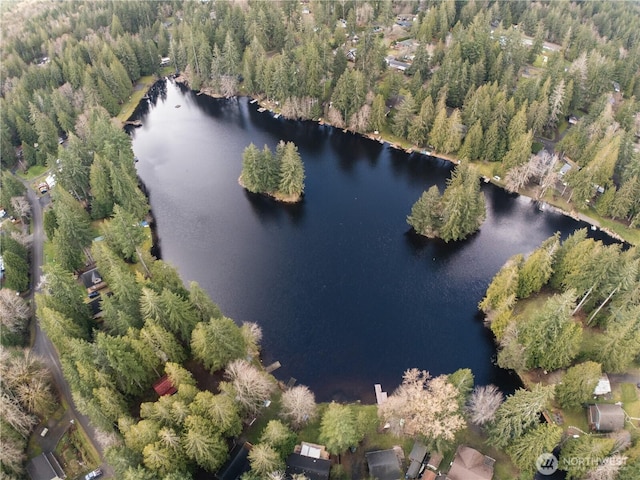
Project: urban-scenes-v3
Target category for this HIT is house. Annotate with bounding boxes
[153,375,177,396]
[568,115,578,125]
[45,174,56,188]
[366,449,402,480]
[26,453,65,480]
[285,442,331,479]
[588,404,625,432]
[447,446,495,480]
[295,442,330,460]
[347,48,357,62]
[612,81,621,93]
[406,442,428,479]
[160,57,171,67]
[80,268,107,293]
[384,56,411,72]
[559,163,572,177]
[215,442,252,480]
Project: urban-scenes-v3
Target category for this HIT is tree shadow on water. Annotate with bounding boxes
[243,190,306,226]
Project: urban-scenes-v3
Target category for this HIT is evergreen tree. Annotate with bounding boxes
[556,362,602,409]
[277,142,305,199]
[487,384,555,449]
[439,164,486,242]
[319,402,362,455]
[458,120,483,161]
[407,186,442,238]
[191,317,246,373]
[370,94,387,133]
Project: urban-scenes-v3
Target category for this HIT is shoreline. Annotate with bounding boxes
[173,76,634,246]
[237,175,303,204]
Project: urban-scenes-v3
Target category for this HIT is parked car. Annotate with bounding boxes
[88,291,100,299]
[84,469,102,480]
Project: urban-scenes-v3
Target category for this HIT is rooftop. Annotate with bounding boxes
[366,449,402,480]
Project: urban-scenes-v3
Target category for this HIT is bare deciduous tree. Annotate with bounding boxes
[10,231,32,248]
[241,321,263,357]
[467,384,503,426]
[0,289,31,333]
[11,196,31,219]
[326,106,345,128]
[0,434,25,475]
[220,75,237,98]
[349,104,371,132]
[223,359,275,415]
[280,385,317,429]
[585,455,627,480]
[378,369,466,442]
[0,393,38,438]
[505,163,532,193]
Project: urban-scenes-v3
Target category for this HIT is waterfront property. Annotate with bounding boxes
[285,442,331,480]
[366,448,403,480]
[447,445,495,480]
[406,442,428,479]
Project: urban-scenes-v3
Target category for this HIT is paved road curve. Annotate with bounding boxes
[21,179,114,478]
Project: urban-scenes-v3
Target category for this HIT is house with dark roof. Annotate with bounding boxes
[285,453,331,480]
[588,404,625,432]
[215,442,252,480]
[447,446,494,480]
[26,453,64,480]
[153,375,177,396]
[80,268,106,293]
[406,442,428,478]
[366,449,402,480]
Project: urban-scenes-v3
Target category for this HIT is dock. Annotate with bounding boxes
[273,113,281,119]
[265,361,281,373]
[374,384,388,405]
[125,120,142,127]
[257,107,266,112]
[249,99,258,104]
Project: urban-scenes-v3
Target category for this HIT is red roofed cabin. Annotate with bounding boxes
[153,375,177,396]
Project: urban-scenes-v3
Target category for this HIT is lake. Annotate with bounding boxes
[130,79,612,402]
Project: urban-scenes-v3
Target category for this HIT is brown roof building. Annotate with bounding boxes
[447,446,494,480]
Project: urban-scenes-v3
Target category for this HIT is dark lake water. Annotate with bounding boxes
[130,79,613,403]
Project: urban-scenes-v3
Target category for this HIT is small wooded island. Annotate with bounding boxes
[239,141,305,203]
[407,163,486,242]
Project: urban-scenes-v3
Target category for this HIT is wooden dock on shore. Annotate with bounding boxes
[265,361,281,373]
[125,120,142,127]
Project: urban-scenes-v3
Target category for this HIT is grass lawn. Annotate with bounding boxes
[243,391,284,444]
[116,75,157,124]
[557,119,569,136]
[618,383,640,418]
[559,407,589,433]
[17,164,48,180]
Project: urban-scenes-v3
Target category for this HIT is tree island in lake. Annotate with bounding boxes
[239,141,305,203]
[407,163,486,242]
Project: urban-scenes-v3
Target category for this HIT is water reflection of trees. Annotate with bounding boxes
[242,189,305,226]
